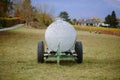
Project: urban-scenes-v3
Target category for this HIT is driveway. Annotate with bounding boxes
[0,24,24,31]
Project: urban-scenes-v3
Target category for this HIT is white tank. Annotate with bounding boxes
[45,19,76,52]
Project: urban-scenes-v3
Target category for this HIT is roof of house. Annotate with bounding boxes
[78,19,101,24]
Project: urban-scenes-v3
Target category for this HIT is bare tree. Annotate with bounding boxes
[21,0,35,26]
[14,1,54,28]
[34,3,54,27]
[36,3,54,15]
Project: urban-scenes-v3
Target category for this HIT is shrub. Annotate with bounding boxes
[0,17,23,28]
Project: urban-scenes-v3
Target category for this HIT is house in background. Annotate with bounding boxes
[78,18,101,27]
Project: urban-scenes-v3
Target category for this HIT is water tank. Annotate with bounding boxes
[45,19,76,52]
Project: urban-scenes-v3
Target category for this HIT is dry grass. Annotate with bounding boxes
[0,27,120,80]
[74,25,120,36]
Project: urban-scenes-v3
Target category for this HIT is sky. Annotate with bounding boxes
[31,0,120,20]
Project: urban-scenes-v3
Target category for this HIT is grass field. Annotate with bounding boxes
[0,27,120,80]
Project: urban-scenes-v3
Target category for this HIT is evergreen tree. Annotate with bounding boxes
[111,11,118,27]
[105,15,111,25]
[59,11,70,22]
[105,11,118,28]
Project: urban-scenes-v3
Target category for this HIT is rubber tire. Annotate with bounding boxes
[75,41,83,63]
[37,41,44,63]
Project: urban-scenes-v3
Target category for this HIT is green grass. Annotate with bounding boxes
[0,27,120,80]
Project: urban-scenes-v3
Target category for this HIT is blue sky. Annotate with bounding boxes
[31,0,120,20]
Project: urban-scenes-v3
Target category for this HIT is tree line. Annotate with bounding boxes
[0,0,53,28]
[0,0,119,28]
[59,11,119,28]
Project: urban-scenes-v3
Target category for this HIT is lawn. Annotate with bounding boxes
[0,26,120,80]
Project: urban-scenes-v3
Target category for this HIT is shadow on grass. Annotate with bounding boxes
[45,60,79,66]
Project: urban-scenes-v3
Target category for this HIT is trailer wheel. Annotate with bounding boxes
[75,41,83,63]
[37,41,44,63]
